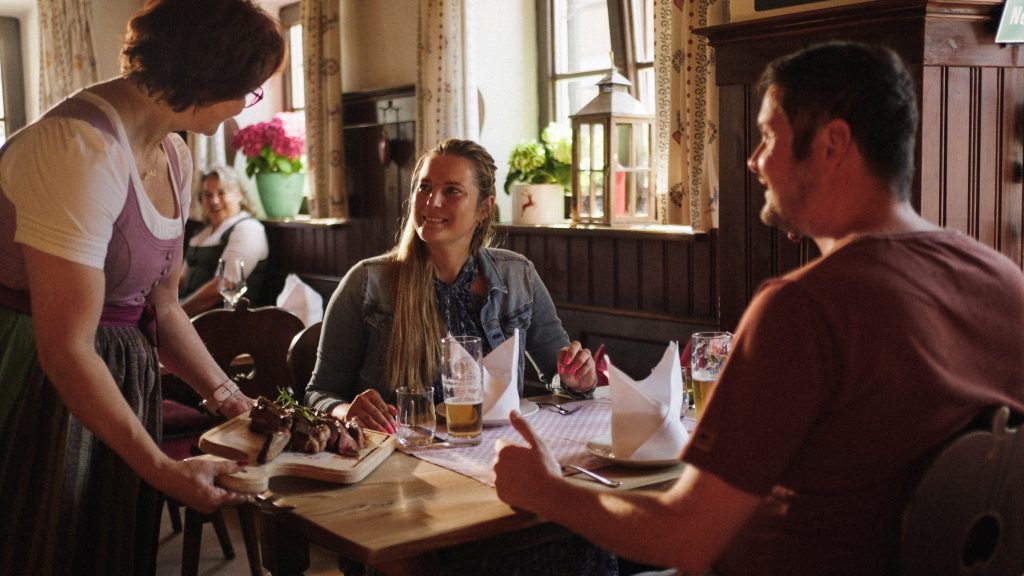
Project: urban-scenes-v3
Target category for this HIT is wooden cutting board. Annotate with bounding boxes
[197,413,396,493]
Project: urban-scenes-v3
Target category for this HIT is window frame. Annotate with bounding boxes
[280,2,304,112]
[537,0,653,130]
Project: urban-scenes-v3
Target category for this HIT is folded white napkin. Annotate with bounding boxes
[607,341,688,460]
[276,273,324,327]
[481,329,521,421]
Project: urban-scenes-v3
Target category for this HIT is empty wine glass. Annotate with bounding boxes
[216,258,247,308]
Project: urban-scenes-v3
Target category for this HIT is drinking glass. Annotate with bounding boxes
[216,258,248,308]
[396,386,436,448]
[441,335,484,446]
[690,332,732,418]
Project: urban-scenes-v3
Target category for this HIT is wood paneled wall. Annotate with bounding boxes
[701,0,1024,330]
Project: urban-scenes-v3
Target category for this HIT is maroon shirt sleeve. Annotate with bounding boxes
[682,277,839,496]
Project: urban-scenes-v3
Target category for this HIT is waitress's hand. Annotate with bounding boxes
[159,457,250,514]
[218,391,255,419]
[345,389,397,434]
[557,341,597,393]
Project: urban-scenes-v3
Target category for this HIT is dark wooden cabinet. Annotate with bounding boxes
[700,0,1024,329]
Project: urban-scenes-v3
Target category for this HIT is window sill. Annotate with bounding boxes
[497,222,707,240]
[260,215,349,228]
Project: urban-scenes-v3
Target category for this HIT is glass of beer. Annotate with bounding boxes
[441,335,484,446]
[396,386,436,448]
[690,332,732,418]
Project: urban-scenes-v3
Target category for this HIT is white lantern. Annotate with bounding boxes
[570,70,655,225]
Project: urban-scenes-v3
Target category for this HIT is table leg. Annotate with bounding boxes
[260,515,310,576]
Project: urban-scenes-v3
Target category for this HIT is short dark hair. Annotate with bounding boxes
[759,42,918,199]
[121,0,285,112]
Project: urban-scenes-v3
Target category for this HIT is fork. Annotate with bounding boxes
[247,492,295,514]
[561,464,622,488]
[535,401,580,415]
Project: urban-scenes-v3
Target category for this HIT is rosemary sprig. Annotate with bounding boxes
[276,387,317,423]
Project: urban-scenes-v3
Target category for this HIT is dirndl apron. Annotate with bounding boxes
[0,95,186,575]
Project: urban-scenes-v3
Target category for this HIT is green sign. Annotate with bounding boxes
[997,0,1024,43]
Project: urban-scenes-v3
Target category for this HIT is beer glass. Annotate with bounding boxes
[396,386,436,448]
[441,336,484,445]
[690,332,732,418]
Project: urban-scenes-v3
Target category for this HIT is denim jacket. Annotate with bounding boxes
[304,248,571,413]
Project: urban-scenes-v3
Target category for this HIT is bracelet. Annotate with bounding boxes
[201,378,240,415]
[551,374,597,398]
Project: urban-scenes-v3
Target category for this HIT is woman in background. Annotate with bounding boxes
[179,165,269,316]
[305,138,613,575]
[0,1,284,573]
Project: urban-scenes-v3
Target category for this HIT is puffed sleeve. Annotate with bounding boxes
[0,117,129,269]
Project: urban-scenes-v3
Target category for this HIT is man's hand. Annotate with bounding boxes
[493,410,563,512]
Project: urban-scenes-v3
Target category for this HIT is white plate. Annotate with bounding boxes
[585,434,681,468]
[436,399,539,427]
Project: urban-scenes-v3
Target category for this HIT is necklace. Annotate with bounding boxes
[142,168,157,181]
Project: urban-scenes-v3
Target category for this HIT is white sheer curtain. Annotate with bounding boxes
[655,0,719,230]
[38,0,98,111]
[416,0,479,154]
[302,0,347,219]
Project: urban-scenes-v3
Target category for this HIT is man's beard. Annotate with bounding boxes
[759,188,805,243]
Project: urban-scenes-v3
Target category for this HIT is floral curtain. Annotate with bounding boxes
[655,0,719,230]
[38,0,98,111]
[302,0,347,219]
[416,0,479,153]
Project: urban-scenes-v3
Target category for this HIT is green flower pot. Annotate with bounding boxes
[256,172,306,218]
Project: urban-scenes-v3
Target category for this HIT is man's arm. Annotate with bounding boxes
[493,412,760,572]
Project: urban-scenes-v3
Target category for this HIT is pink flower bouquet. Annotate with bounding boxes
[232,113,305,177]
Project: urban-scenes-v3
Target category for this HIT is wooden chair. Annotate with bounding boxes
[898,405,1024,576]
[165,298,305,576]
[287,321,322,394]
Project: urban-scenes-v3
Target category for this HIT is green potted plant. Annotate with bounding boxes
[505,123,572,224]
[232,113,306,218]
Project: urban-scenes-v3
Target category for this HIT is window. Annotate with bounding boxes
[541,0,654,127]
[1,16,28,145]
[280,3,305,111]
[0,50,6,145]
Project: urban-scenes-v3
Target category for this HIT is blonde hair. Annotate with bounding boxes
[383,139,498,393]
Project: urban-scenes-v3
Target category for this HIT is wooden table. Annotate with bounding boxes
[257,397,688,575]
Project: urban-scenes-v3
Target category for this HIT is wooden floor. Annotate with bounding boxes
[155,503,341,576]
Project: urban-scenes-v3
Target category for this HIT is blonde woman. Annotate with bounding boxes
[305,138,595,430]
[305,138,613,575]
[179,165,268,316]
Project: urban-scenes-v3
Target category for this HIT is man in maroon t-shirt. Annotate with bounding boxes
[492,42,1024,575]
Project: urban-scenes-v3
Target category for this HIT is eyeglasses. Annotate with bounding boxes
[244,87,264,108]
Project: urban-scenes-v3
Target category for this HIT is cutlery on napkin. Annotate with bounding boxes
[480,329,521,421]
[606,341,689,460]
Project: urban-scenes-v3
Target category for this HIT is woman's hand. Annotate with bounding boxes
[344,389,397,434]
[157,457,250,514]
[218,391,255,419]
[557,341,597,393]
